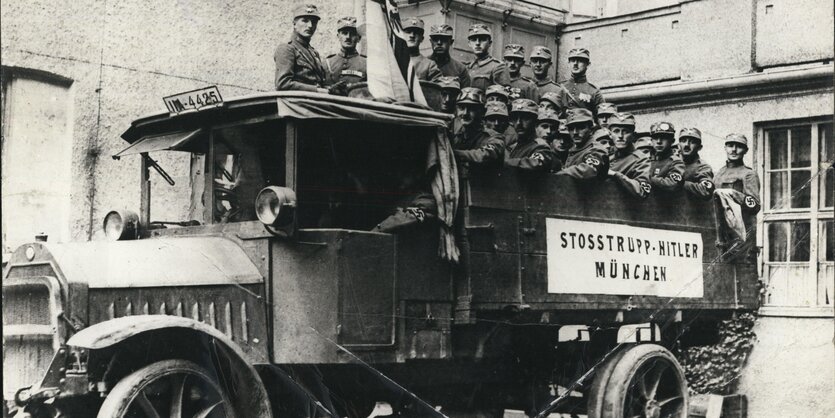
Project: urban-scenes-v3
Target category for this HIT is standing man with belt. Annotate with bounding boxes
[429,24,470,88]
[465,23,509,92]
[713,133,761,262]
[502,44,540,102]
[274,4,329,93]
[529,46,560,98]
[557,48,604,116]
[402,17,443,82]
[325,16,367,86]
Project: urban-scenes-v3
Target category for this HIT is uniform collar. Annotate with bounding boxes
[507,72,523,81]
[292,32,311,47]
[534,76,554,86]
[615,144,635,158]
[654,148,674,160]
[682,152,701,164]
[409,48,422,57]
[340,48,358,58]
[725,159,745,167]
[432,53,450,65]
[475,55,494,66]
[571,74,587,83]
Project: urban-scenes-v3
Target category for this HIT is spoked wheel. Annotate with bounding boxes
[98,359,235,418]
[588,344,688,418]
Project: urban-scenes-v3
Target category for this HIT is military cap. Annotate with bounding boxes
[430,24,454,38]
[539,92,561,107]
[336,16,358,31]
[529,45,553,61]
[486,84,509,99]
[679,127,702,141]
[403,17,425,32]
[608,112,636,127]
[558,119,569,135]
[457,87,485,105]
[650,121,676,136]
[597,102,617,117]
[468,23,492,39]
[503,44,525,59]
[537,109,560,124]
[591,128,613,143]
[485,101,509,118]
[437,76,461,92]
[510,98,539,115]
[565,108,594,126]
[634,132,653,149]
[293,4,321,20]
[725,133,749,147]
[568,47,590,61]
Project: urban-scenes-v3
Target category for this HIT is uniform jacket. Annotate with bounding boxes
[557,75,604,115]
[430,53,471,88]
[559,139,609,179]
[410,53,443,82]
[713,161,761,213]
[682,154,715,199]
[649,149,685,192]
[609,146,652,197]
[506,74,541,102]
[325,49,367,85]
[506,137,558,172]
[466,55,509,92]
[274,33,327,92]
[452,125,506,166]
[534,77,561,98]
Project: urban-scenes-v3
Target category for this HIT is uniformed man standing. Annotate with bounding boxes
[608,113,652,198]
[466,24,509,92]
[325,17,367,86]
[529,46,560,98]
[558,108,609,179]
[713,133,761,262]
[437,76,461,114]
[402,18,442,82]
[451,87,506,167]
[596,102,617,128]
[506,103,558,172]
[648,121,685,192]
[557,48,604,116]
[502,44,540,102]
[429,24,471,88]
[274,4,329,93]
[678,127,715,199]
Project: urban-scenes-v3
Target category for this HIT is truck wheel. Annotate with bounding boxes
[588,344,687,418]
[97,359,235,418]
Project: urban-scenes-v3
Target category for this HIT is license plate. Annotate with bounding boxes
[163,86,223,115]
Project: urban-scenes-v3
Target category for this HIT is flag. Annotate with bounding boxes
[365,0,427,105]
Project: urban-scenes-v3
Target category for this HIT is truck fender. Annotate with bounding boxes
[67,315,271,416]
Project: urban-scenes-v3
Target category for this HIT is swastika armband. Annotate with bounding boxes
[700,179,714,190]
[744,195,757,208]
[669,172,682,182]
[640,181,652,194]
[531,152,546,162]
[584,156,601,167]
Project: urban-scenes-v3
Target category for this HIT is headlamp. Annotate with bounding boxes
[255,186,296,236]
[103,210,139,241]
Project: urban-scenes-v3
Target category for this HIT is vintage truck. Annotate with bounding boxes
[2,91,759,418]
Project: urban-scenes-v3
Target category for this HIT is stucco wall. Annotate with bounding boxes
[1,0,356,243]
[755,0,835,67]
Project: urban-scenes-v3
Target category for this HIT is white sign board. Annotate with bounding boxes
[546,218,704,298]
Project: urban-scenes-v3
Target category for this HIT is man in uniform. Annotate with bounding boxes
[502,44,540,102]
[466,24,509,92]
[483,101,517,147]
[539,92,563,115]
[438,76,461,114]
[506,103,558,172]
[633,132,654,159]
[648,121,685,192]
[429,24,470,87]
[485,84,510,104]
[596,102,617,128]
[713,134,761,262]
[608,113,652,198]
[551,118,572,167]
[451,87,505,167]
[678,127,715,199]
[557,48,604,116]
[325,16,367,86]
[529,46,560,98]
[403,18,443,82]
[558,108,609,179]
[274,4,329,92]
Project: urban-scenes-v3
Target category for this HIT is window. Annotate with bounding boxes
[760,118,834,315]
[1,67,73,255]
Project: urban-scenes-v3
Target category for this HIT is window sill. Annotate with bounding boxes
[758,306,834,318]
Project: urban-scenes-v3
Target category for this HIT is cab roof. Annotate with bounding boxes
[120,91,452,144]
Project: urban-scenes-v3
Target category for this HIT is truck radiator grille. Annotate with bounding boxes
[2,276,63,399]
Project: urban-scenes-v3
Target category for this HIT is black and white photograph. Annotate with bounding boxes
[1,1,833,417]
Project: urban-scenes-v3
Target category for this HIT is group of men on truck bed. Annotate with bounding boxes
[275,4,762,261]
